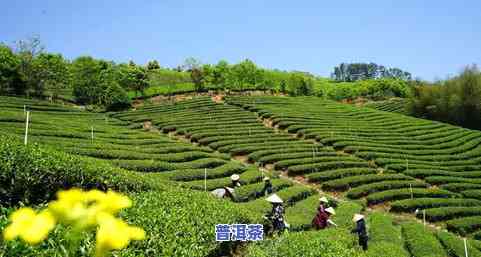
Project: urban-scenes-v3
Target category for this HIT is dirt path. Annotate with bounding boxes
[220,100,449,235]
[131,98,449,253]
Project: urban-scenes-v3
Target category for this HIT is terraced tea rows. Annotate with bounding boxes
[226,96,481,238]
[113,98,383,189]
[4,95,481,256]
[0,96,319,223]
[364,98,407,114]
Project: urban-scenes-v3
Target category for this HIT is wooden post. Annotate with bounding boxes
[204,168,207,192]
[423,209,426,226]
[410,183,413,199]
[91,126,94,144]
[24,111,30,145]
[464,238,469,257]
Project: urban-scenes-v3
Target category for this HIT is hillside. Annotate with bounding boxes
[363,98,407,114]
[2,95,481,256]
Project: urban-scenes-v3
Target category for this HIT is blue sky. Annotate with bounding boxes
[1,0,480,80]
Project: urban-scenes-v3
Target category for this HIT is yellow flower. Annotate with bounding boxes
[3,208,56,245]
[96,191,132,214]
[57,188,85,203]
[48,189,134,230]
[85,189,107,202]
[2,188,144,255]
[95,213,145,257]
[49,199,87,224]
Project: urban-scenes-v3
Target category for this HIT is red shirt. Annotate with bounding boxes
[312,210,329,229]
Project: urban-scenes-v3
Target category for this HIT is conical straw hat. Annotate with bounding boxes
[230,174,240,181]
[319,196,329,203]
[353,214,365,222]
[266,194,283,203]
[325,207,336,215]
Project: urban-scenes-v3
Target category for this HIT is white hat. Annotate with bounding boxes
[325,207,336,215]
[263,177,270,181]
[266,194,283,203]
[319,196,329,203]
[353,214,365,222]
[231,174,240,181]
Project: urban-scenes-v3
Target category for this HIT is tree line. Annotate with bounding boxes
[0,38,319,110]
[331,63,412,82]
[0,37,152,110]
[408,65,481,130]
[1,37,418,110]
[178,58,316,96]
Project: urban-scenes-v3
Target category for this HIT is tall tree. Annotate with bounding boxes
[287,72,313,96]
[71,56,104,104]
[332,62,411,82]
[147,60,160,70]
[118,64,149,97]
[32,53,70,100]
[228,59,262,91]
[201,64,214,86]
[15,36,45,96]
[182,57,201,71]
[0,44,22,95]
[190,67,204,92]
[213,60,229,87]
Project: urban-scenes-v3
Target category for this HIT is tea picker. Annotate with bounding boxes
[351,214,369,251]
[312,206,337,230]
[211,187,237,201]
[325,207,338,227]
[260,177,273,196]
[264,194,288,235]
[230,174,241,188]
[318,196,329,212]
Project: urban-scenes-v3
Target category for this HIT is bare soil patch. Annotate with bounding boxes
[233,155,249,162]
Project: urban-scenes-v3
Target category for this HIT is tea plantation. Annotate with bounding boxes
[364,98,407,114]
[2,95,481,256]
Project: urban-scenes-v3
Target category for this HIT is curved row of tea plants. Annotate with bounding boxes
[226,96,481,237]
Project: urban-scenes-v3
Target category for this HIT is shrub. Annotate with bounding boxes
[446,216,481,236]
[288,162,371,176]
[391,198,481,212]
[0,135,151,206]
[420,207,481,222]
[185,167,263,190]
[437,231,481,257]
[347,180,427,199]
[401,222,446,257]
[322,174,411,191]
[408,65,481,130]
[245,229,365,257]
[441,183,481,192]
[119,190,252,257]
[366,188,457,205]
[235,179,293,201]
[0,188,252,257]
[462,190,481,200]
[366,213,410,257]
[111,158,227,172]
[307,168,377,183]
